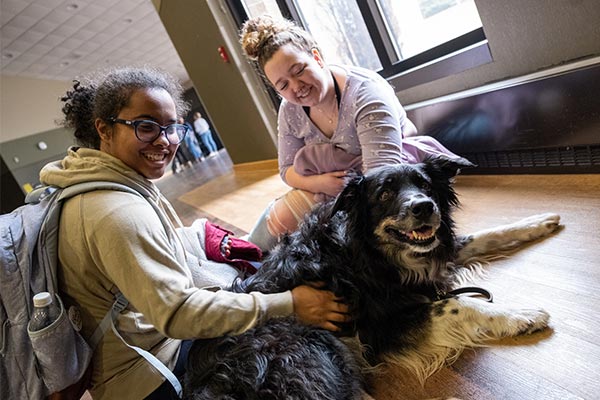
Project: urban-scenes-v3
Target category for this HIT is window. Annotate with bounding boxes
[228,0,490,91]
[286,0,382,70]
[243,0,283,19]
[379,0,483,60]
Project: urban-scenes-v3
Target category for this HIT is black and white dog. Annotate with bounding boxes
[184,156,559,399]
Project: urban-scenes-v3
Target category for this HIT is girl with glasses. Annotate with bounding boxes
[40,66,348,399]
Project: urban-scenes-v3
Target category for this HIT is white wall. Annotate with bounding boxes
[0,75,71,143]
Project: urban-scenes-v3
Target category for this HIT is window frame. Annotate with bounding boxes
[226,0,491,92]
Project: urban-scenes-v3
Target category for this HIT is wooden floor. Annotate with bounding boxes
[156,153,600,400]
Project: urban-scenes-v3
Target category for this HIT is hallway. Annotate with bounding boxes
[156,149,288,236]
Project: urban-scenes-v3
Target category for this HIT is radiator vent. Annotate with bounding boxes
[462,145,600,174]
[407,61,600,174]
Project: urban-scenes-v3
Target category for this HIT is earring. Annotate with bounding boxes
[312,48,324,67]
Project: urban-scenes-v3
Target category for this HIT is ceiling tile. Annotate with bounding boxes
[2,24,26,43]
[43,9,72,25]
[28,42,53,57]
[30,19,57,35]
[40,0,65,8]
[80,4,107,19]
[84,18,110,32]
[54,24,79,37]
[1,0,31,19]
[19,29,46,44]
[61,37,85,49]
[89,32,112,46]
[11,52,38,64]
[48,47,71,58]
[67,14,92,30]
[3,41,31,54]
[38,33,64,47]
[19,3,52,21]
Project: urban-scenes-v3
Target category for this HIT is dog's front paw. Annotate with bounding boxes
[517,213,561,240]
[512,308,550,335]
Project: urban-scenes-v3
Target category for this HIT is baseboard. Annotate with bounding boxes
[233,159,278,173]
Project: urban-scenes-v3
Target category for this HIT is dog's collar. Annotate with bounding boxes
[436,286,494,302]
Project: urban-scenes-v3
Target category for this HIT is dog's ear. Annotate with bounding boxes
[331,173,365,216]
[423,156,473,213]
[423,156,475,179]
[330,173,371,241]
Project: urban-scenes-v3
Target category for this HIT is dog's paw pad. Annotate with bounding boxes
[516,309,550,335]
[538,213,561,230]
[521,213,561,238]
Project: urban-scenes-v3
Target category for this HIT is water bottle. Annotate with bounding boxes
[29,292,60,331]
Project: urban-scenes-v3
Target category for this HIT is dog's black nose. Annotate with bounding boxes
[410,198,434,219]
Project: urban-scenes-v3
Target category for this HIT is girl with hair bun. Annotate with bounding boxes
[240,15,460,251]
[42,66,348,399]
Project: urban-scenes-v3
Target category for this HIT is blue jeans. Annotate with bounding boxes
[199,130,218,153]
[183,135,202,160]
[144,340,192,400]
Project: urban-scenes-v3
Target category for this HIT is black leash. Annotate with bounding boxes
[437,286,494,302]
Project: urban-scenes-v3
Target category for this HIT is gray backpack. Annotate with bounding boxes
[0,182,182,399]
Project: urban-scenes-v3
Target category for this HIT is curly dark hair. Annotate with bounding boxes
[60,66,189,149]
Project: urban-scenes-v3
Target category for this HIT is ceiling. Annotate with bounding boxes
[0,0,191,85]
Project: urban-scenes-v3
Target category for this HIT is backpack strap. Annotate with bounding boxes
[89,293,183,398]
[37,182,141,295]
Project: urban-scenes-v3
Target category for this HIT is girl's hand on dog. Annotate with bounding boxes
[291,284,349,332]
[312,171,348,197]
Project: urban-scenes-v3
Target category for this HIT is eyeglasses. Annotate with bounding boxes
[110,118,189,144]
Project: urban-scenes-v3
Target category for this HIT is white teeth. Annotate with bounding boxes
[406,227,435,241]
[144,153,166,161]
[296,87,309,98]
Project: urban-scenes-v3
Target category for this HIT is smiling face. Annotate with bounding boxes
[263,44,330,107]
[331,158,470,280]
[367,164,442,256]
[97,87,178,179]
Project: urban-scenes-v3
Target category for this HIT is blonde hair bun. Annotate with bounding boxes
[240,15,295,60]
[239,15,319,76]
